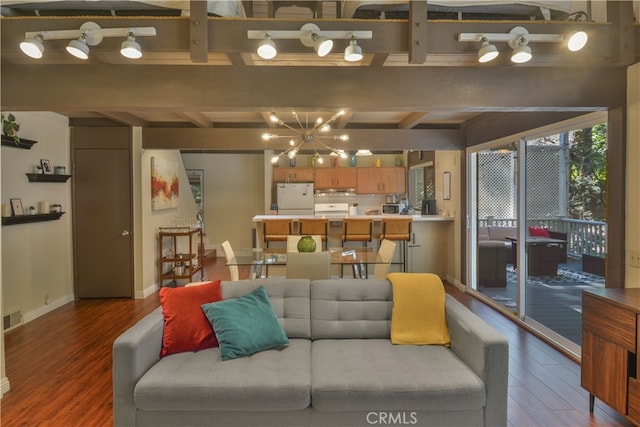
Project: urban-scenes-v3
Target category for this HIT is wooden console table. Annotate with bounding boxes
[581,288,640,424]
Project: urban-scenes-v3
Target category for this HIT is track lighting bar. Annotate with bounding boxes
[248,23,372,61]
[458,26,588,64]
[20,21,156,60]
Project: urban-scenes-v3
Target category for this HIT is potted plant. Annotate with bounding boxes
[1,113,20,145]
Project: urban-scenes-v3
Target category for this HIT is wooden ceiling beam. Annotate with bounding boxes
[408,1,427,64]
[142,127,464,151]
[1,64,627,113]
[399,112,430,129]
[176,112,213,128]
[97,112,148,127]
[189,0,208,63]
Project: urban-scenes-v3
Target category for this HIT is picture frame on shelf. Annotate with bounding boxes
[10,198,23,216]
[40,159,52,174]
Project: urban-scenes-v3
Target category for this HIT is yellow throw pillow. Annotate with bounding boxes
[388,273,451,346]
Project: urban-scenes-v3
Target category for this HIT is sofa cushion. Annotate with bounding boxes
[529,226,551,238]
[134,339,311,412]
[202,286,289,360]
[388,273,451,346]
[487,226,516,241]
[222,279,311,339]
[158,280,222,357]
[311,339,485,412]
[310,279,392,339]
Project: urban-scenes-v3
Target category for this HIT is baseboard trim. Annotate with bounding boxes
[0,376,10,397]
[136,283,159,299]
[22,293,75,324]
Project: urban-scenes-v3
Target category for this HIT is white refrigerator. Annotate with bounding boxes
[276,183,314,215]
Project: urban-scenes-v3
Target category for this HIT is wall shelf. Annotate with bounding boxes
[1,134,38,150]
[2,212,65,226]
[26,173,71,183]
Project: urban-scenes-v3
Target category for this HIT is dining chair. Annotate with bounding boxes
[286,235,322,252]
[374,239,397,280]
[262,219,293,248]
[221,240,240,281]
[298,218,329,249]
[378,217,412,272]
[286,252,331,280]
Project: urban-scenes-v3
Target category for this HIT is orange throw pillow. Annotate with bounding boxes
[159,280,222,357]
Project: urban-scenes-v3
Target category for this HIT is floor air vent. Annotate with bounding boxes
[3,310,22,330]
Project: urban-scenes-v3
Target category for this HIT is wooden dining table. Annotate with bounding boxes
[227,247,384,279]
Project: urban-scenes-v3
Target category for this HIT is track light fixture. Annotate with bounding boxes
[248,23,372,61]
[120,32,143,59]
[19,21,156,60]
[458,26,588,64]
[344,38,363,62]
[257,34,277,60]
[263,111,350,164]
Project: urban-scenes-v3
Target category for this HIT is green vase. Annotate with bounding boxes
[297,235,317,252]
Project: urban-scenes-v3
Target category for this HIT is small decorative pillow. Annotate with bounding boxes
[159,280,222,357]
[201,285,289,361]
[529,226,551,238]
[388,273,451,346]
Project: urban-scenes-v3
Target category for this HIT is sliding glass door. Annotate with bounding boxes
[467,114,608,355]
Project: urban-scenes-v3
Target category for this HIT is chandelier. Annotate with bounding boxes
[263,111,350,165]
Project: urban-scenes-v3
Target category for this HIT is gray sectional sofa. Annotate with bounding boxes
[113,278,508,427]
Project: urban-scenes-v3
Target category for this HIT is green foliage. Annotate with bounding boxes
[568,124,607,221]
[1,112,20,145]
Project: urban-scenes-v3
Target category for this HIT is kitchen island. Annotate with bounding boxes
[252,214,454,277]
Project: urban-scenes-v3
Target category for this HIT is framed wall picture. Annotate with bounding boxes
[10,198,24,216]
[151,157,179,210]
[40,159,52,174]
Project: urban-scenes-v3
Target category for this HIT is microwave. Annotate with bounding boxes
[381,204,401,214]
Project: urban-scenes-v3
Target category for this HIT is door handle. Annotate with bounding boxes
[121,230,130,236]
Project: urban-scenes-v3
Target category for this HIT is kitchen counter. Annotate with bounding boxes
[252,214,453,222]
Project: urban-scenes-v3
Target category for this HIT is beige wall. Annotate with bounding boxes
[137,146,199,297]
[435,151,462,285]
[181,153,265,255]
[626,62,640,288]
[0,112,73,396]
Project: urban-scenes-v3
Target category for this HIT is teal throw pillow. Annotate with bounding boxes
[201,285,289,360]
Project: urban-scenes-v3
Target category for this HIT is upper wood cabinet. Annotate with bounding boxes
[356,167,406,194]
[314,168,357,190]
[272,167,314,183]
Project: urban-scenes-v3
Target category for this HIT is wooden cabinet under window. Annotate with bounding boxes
[581,288,640,424]
[272,167,314,183]
[356,167,406,194]
[314,167,357,190]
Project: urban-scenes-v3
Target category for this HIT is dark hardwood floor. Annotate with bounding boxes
[1,258,634,426]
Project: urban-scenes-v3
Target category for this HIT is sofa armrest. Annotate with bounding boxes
[113,307,164,427]
[548,231,567,241]
[445,295,508,427]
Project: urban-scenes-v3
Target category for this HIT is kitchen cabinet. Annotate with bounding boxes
[356,167,406,194]
[273,167,314,183]
[407,221,446,276]
[314,167,357,190]
[581,289,640,424]
[158,226,204,287]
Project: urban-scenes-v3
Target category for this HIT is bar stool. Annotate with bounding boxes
[298,218,329,249]
[378,217,412,272]
[341,218,374,277]
[262,219,293,248]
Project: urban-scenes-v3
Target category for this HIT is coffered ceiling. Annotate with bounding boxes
[1,1,637,152]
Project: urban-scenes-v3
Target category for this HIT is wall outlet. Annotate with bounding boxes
[629,249,640,269]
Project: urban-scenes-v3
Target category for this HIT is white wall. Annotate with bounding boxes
[182,153,265,254]
[626,62,640,288]
[1,112,73,325]
[0,112,72,396]
[138,147,198,298]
